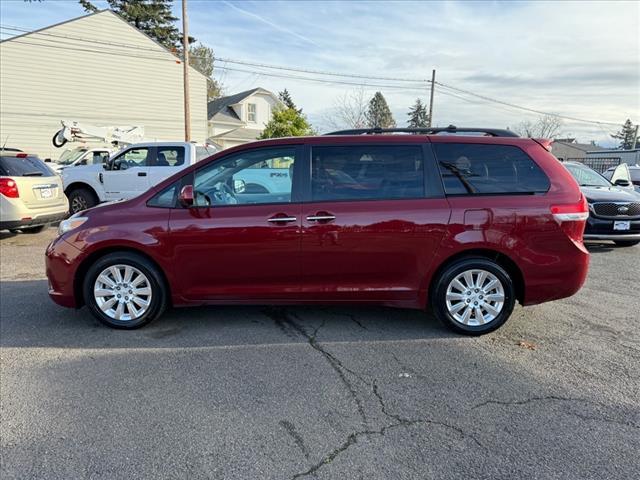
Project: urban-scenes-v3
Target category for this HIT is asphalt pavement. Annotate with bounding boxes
[1,227,639,479]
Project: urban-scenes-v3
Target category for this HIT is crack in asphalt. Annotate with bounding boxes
[280,420,312,461]
[262,307,484,479]
[473,395,640,430]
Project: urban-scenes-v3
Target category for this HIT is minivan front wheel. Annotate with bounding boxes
[431,258,516,335]
[83,252,168,329]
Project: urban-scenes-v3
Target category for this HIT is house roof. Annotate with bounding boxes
[208,87,280,121]
[0,9,209,82]
[553,141,607,153]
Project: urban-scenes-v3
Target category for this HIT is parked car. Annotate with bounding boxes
[564,162,640,247]
[46,127,590,335]
[48,146,113,173]
[0,152,68,233]
[602,164,640,193]
[61,142,219,214]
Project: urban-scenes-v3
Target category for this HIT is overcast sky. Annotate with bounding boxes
[1,0,638,145]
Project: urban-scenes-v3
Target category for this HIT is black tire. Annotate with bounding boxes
[83,252,168,329]
[430,258,516,335]
[614,240,640,247]
[67,187,97,214]
[52,130,67,148]
[20,225,46,234]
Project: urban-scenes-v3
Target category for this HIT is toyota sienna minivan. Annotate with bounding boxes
[46,127,590,335]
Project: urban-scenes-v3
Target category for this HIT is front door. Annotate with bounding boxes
[102,146,151,201]
[299,143,450,305]
[168,145,303,301]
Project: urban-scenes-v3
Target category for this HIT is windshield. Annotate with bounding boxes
[57,148,87,165]
[565,163,611,187]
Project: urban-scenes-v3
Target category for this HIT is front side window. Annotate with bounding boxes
[247,103,257,122]
[434,143,550,195]
[155,146,185,167]
[111,148,150,170]
[311,145,425,201]
[193,147,296,207]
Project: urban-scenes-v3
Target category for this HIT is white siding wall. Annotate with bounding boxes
[0,11,207,160]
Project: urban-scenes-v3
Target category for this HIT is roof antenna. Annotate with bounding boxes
[1,136,8,151]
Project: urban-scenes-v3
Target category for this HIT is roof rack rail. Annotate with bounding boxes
[324,125,519,137]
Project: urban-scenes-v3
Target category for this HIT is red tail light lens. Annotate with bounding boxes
[551,195,588,242]
[0,178,19,198]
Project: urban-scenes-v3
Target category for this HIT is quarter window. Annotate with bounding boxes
[434,144,550,195]
[311,145,425,201]
[193,147,296,206]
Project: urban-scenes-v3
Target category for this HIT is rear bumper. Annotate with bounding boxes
[45,236,85,308]
[0,211,68,230]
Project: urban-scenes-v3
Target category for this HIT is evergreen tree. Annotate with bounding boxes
[407,98,429,128]
[611,119,639,150]
[189,43,222,100]
[259,107,315,139]
[79,0,185,51]
[365,92,396,129]
[278,89,300,112]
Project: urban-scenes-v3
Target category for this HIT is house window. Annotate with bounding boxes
[247,103,257,123]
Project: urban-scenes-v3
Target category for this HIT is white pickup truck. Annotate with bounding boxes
[63,142,219,214]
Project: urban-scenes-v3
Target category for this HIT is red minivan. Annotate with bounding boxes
[46,127,590,335]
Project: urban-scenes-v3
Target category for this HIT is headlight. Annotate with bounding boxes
[58,215,88,236]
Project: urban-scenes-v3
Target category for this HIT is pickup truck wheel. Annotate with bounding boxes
[68,187,97,214]
[83,252,168,329]
[614,240,640,247]
[431,258,515,335]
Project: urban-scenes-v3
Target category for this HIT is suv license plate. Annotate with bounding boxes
[613,221,630,231]
[40,188,53,198]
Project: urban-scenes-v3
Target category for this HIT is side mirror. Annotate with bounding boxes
[179,185,194,207]
[102,163,109,170]
[233,179,246,194]
[614,178,631,187]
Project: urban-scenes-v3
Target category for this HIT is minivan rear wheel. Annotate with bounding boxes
[431,258,515,335]
[83,252,168,329]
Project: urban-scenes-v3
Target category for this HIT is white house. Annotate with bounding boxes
[207,88,282,149]
[0,10,208,160]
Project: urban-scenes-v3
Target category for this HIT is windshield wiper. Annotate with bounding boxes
[22,171,44,177]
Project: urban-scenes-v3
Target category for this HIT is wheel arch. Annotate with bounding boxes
[64,182,99,199]
[428,248,525,306]
[74,246,171,308]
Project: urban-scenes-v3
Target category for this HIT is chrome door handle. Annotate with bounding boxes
[268,216,297,223]
[306,215,336,222]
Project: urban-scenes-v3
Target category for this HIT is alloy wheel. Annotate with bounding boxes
[445,269,505,326]
[93,264,152,321]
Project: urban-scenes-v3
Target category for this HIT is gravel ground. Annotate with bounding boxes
[1,227,639,479]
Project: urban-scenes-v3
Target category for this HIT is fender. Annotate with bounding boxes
[62,164,107,202]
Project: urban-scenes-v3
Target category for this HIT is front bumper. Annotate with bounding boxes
[45,236,86,308]
[0,211,68,230]
[583,215,640,241]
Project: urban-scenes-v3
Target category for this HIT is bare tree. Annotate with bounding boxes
[321,88,370,130]
[512,114,563,138]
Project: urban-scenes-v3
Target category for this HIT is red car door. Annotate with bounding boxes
[299,143,451,307]
[168,145,303,301]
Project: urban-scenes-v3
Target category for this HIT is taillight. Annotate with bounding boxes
[0,178,19,198]
[551,194,588,242]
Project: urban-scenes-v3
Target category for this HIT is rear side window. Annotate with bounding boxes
[155,146,185,167]
[434,144,550,195]
[0,156,54,177]
[311,145,425,201]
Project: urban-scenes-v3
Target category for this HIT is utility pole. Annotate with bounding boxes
[427,69,436,127]
[632,125,639,149]
[182,0,191,142]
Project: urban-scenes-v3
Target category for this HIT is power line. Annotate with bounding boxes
[435,81,621,126]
